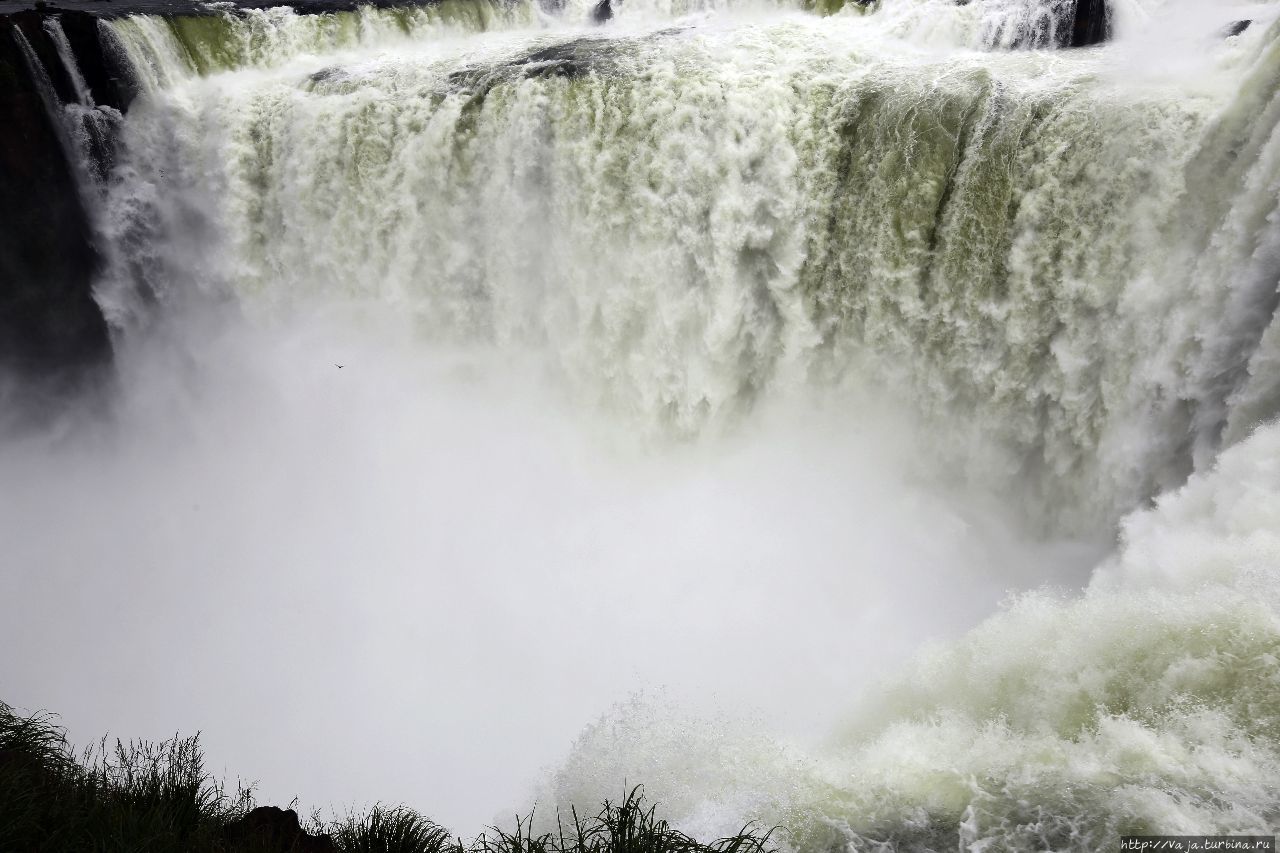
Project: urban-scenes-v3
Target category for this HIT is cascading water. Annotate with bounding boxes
[41,17,124,188]
[3,0,1280,847]
[14,16,122,196]
[96,0,1280,525]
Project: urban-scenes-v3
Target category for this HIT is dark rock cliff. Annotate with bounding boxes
[0,10,115,407]
[1070,0,1108,47]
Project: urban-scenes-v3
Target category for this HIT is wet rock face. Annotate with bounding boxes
[1222,19,1252,38]
[0,12,112,395]
[9,8,135,109]
[986,0,1109,48]
[1069,0,1107,46]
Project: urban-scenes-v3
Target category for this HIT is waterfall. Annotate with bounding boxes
[44,16,94,106]
[3,0,1280,846]
[95,2,1280,527]
[48,17,124,189]
[13,17,122,204]
[11,25,74,151]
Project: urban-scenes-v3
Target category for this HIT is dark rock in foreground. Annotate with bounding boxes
[225,806,342,853]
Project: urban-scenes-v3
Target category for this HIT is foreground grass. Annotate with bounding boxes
[0,701,776,853]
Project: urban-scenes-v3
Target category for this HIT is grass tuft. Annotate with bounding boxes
[333,805,455,853]
[1,700,256,852]
[475,787,775,853]
[0,701,778,853]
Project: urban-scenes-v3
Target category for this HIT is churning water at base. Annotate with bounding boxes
[3,0,1280,847]
[0,304,1099,834]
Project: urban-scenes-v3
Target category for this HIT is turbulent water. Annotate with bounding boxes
[96,0,1280,526]
[3,0,1280,847]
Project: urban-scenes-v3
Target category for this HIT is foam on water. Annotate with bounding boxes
[541,420,1280,846]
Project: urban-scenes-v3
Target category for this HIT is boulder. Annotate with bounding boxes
[1222,19,1251,38]
[223,806,341,853]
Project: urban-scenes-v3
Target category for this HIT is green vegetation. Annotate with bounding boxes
[0,701,777,853]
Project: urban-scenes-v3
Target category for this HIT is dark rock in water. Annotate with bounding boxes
[447,31,644,96]
[1221,19,1252,38]
[515,37,609,78]
[591,0,611,24]
[0,14,112,400]
[446,35,614,86]
[308,64,348,85]
[224,806,340,853]
[1069,0,1108,47]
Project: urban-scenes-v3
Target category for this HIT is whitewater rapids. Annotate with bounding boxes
[2,0,1279,847]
